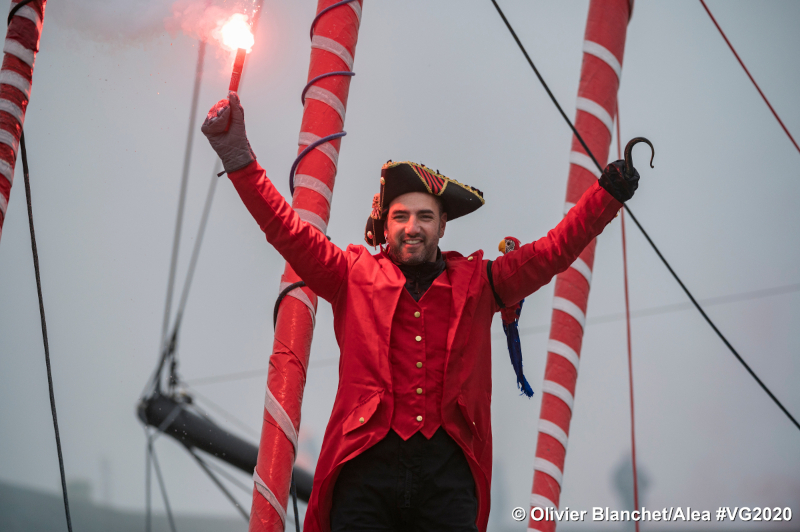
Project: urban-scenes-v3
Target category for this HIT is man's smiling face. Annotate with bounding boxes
[384,192,447,265]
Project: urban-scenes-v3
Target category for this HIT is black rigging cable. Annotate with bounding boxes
[21,134,74,532]
[7,0,35,22]
[148,435,178,532]
[145,439,152,532]
[185,281,800,386]
[152,38,208,394]
[10,0,75,529]
[140,3,270,526]
[489,0,799,431]
[151,0,267,394]
[273,280,307,532]
[188,449,253,494]
[698,0,800,157]
[141,37,208,531]
[145,405,183,532]
[142,35,209,531]
[514,282,800,337]
[187,448,250,521]
[186,384,261,439]
[172,161,221,341]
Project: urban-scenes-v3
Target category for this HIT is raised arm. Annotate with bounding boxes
[489,160,639,307]
[202,92,347,302]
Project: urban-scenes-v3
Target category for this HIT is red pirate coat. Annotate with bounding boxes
[227,161,623,532]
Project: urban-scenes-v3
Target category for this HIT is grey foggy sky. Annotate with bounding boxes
[0,0,798,529]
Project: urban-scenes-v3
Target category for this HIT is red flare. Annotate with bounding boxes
[229,48,246,92]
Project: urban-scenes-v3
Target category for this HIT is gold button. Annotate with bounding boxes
[467,256,474,261]
[359,417,365,424]
[416,415,423,422]
[416,362,423,368]
[416,388,423,395]
[414,311,421,318]
[415,335,422,342]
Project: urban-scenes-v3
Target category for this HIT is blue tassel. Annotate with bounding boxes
[502,299,534,397]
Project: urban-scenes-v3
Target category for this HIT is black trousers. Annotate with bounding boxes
[330,428,478,532]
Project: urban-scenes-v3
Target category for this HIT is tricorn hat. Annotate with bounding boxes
[364,161,485,246]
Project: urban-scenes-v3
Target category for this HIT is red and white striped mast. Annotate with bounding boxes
[0,0,46,243]
[249,1,363,530]
[529,1,632,529]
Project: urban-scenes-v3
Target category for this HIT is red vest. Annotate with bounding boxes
[389,270,452,439]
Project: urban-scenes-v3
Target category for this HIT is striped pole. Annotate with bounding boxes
[0,0,46,244]
[529,1,632,530]
[249,2,362,530]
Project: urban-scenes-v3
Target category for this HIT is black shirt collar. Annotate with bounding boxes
[395,249,446,302]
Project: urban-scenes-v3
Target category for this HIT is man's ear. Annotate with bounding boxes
[438,213,447,238]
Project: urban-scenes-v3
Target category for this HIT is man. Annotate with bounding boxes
[202,93,640,532]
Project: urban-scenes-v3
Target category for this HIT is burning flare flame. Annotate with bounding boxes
[219,13,254,52]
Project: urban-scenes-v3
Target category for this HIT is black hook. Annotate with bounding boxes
[624,137,655,177]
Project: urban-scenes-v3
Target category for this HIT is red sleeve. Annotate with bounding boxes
[489,181,622,307]
[227,161,347,302]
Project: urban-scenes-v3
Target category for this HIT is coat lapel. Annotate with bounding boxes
[444,251,483,355]
[372,251,405,365]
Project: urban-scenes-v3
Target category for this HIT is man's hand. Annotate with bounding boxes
[598,159,639,203]
[201,91,256,174]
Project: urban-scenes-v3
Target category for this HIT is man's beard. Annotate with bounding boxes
[386,237,437,265]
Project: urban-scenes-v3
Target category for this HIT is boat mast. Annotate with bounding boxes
[249,1,363,530]
[529,1,633,529]
[0,0,47,243]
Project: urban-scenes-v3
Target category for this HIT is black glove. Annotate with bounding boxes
[201,91,256,174]
[599,159,639,202]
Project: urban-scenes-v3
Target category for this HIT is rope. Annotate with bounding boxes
[136,4,268,529]
[167,0,267,330]
[22,131,74,532]
[171,160,221,339]
[617,111,640,532]
[698,0,800,156]
[270,280,306,532]
[11,1,75,528]
[301,71,355,105]
[6,0,36,24]
[145,434,152,532]
[185,367,269,386]
[514,282,800,337]
[190,449,254,494]
[289,0,358,196]
[309,0,358,40]
[489,0,800,432]
[189,276,800,388]
[182,353,340,386]
[148,436,178,532]
[274,281,307,328]
[149,0,259,388]
[154,38,207,394]
[149,0,263,392]
[290,473,301,532]
[289,132,346,196]
[186,384,261,439]
[188,448,250,521]
[488,0,602,172]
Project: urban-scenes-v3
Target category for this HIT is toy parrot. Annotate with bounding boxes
[498,236,534,398]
